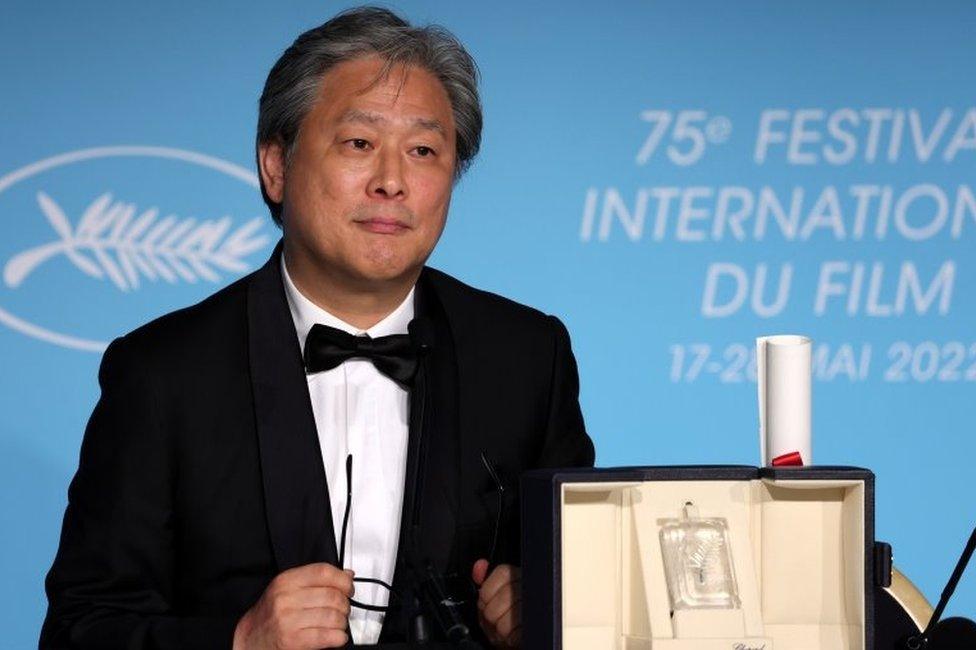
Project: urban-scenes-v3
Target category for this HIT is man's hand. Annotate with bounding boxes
[233,563,353,650]
[471,559,521,648]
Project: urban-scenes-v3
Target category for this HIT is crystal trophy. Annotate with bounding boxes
[659,503,741,610]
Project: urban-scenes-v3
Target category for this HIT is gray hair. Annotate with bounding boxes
[256,6,482,225]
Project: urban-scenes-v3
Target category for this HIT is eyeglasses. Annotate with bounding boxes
[480,451,506,567]
[338,454,397,613]
[337,451,508,613]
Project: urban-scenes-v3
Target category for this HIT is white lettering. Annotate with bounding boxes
[598,188,648,241]
[754,110,789,164]
[943,108,976,162]
[752,263,792,317]
[702,263,748,317]
[788,109,824,164]
[894,261,954,315]
[909,108,952,163]
[676,187,712,241]
[815,261,849,315]
[824,108,858,165]
[893,184,948,241]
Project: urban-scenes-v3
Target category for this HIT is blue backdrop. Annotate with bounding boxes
[2,1,974,645]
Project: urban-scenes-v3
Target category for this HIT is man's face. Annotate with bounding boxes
[262,55,457,287]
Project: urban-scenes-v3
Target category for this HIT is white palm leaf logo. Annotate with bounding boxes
[4,191,270,291]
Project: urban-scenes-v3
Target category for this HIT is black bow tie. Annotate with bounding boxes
[304,323,419,386]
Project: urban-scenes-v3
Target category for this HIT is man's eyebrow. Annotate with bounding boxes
[412,117,445,136]
[338,109,446,135]
[339,109,385,125]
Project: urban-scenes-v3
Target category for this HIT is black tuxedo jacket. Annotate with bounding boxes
[41,243,594,649]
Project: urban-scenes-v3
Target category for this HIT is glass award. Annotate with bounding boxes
[659,503,741,610]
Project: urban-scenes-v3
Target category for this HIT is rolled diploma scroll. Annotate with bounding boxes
[757,335,812,467]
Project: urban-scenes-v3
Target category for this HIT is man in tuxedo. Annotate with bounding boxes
[41,7,594,649]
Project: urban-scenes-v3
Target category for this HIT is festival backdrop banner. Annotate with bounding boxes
[1,1,973,645]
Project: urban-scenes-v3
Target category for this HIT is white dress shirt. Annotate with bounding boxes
[281,256,413,645]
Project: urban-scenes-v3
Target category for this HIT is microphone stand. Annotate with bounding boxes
[417,562,482,650]
[905,525,976,649]
[404,319,484,649]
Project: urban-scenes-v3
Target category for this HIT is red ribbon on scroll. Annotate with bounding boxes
[772,451,804,467]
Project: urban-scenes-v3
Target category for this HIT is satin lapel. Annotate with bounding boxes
[246,242,338,571]
[420,268,486,520]
[421,269,514,563]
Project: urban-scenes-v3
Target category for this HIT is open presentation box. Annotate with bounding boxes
[522,466,877,650]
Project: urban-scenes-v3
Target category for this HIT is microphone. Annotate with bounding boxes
[409,317,435,356]
[903,525,976,649]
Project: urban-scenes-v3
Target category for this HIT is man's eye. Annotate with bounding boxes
[414,146,435,157]
[347,139,370,150]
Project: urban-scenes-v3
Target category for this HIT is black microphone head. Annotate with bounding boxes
[408,317,435,354]
[929,617,976,649]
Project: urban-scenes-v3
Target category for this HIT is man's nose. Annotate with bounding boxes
[368,148,407,199]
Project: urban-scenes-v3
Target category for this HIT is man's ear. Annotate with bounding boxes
[258,140,286,204]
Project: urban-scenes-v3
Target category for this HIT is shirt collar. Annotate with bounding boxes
[281,253,415,354]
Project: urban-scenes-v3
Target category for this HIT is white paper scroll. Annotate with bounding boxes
[757,335,812,467]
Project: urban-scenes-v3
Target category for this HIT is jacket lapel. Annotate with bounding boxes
[246,242,339,571]
[423,268,520,566]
